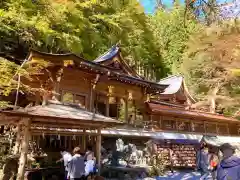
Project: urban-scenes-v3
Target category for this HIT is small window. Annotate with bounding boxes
[95,93,107,116]
[191,122,204,133]
[205,123,217,134]
[162,120,176,130]
[177,121,190,131]
[61,90,86,109]
[75,94,86,109]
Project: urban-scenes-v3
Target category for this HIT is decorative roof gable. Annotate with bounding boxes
[157,75,196,104]
[94,45,141,78]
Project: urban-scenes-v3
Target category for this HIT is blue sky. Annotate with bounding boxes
[140,0,232,14]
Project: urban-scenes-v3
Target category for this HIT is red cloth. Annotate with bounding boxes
[211,160,217,167]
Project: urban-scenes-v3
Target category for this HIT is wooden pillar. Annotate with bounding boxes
[203,121,207,134]
[96,128,102,174]
[226,124,230,135]
[90,86,94,112]
[150,115,154,131]
[13,122,21,155]
[17,118,31,180]
[69,136,72,150]
[124,99,128,123]
[106,98,110,117]
[64,136,67,149]
[82,129,86,151]
[159,116,162,130]
[90,74,100,112]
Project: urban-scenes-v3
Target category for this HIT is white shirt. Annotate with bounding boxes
[61,151,72,170]
[85,160,95,176]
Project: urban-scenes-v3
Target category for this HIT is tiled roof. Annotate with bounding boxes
[28,50,167,91]
[147,103,240,123]
[13,101,121,124]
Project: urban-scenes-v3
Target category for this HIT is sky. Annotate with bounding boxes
[139,0,233,14]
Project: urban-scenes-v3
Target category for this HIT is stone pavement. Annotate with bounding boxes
[105,170,202,180]
[155,171,201,180]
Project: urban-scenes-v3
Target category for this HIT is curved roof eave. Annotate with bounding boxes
[93,45,120,63]
[158,75,183,95]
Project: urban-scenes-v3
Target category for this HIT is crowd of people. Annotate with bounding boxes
[197,143,240,180]
[55,142,240,180]
[56,146,97,180]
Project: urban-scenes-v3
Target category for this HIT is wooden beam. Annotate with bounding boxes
[17,118,31,180]
[32,117,116,127]
[31,122,102,129]
[31,130,98,136]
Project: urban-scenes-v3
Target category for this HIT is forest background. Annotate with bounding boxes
[0,0,240,118]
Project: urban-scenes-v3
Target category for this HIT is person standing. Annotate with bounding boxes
[169,148,174,173]
[197,143,211,180]
[209,152,218,180]
[217,143,240,180]
[84,145,94,161]
[67,147,86,180]
[56,148,72,180]
[84,146,96,178]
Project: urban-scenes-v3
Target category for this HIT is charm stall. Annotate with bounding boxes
[0,101,121,180]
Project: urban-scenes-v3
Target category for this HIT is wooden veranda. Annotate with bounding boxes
[0,100,122,180]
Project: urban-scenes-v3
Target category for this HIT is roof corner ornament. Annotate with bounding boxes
[113,57,118,62]
[63,60,74,67]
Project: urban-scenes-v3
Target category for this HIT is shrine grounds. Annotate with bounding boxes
[155,171,201,180]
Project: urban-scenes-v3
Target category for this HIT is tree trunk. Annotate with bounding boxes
[209,85,220,113]
[16,118,31,180]
[210,97,216,113]
[13,123,21,155]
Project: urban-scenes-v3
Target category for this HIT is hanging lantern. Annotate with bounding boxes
[128,91,133,100]
[108,86,114,96]
[146,94,151,102]
[109,97,116,104]
[73,135,76,140]
[58,134,61,140]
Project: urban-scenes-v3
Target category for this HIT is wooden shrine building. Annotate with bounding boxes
[0,44,240,177]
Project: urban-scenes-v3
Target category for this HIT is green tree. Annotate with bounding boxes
[149,5,200,74]
[181,21,240,115]
[0,57,49,108]
[0,0,169,80]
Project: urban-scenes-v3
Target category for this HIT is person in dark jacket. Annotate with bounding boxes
[217,143,240,180]
[197,143,211,180]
